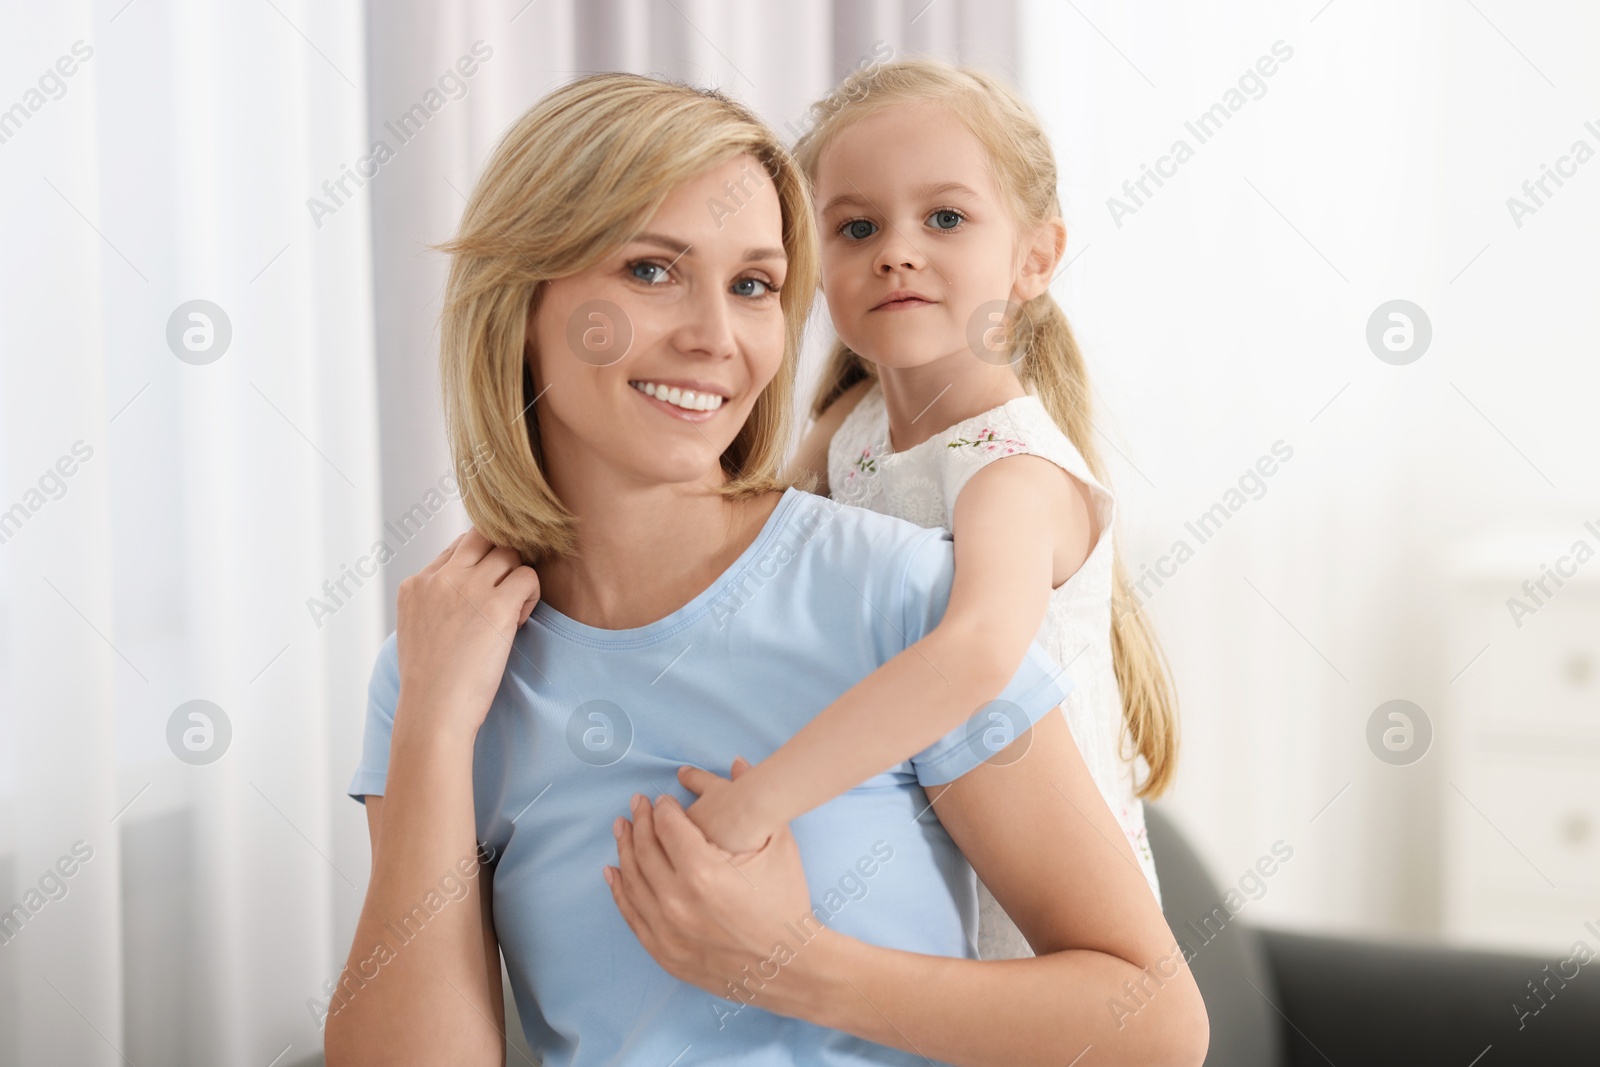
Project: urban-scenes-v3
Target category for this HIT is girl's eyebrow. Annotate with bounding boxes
[911,180,982,200]
[819,193,871,215]
[820,181,983,216]
[633,232,785,262]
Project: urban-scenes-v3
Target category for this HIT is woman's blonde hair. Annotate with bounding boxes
[794,58,1180,798]
[433,74,818,564]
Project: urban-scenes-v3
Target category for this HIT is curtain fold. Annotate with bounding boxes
[1,1,380,1064]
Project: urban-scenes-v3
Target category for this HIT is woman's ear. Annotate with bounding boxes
[1014,216,1067,304]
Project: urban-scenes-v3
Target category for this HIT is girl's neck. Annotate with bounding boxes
[533,443,783,631]
[874,350,1027,452]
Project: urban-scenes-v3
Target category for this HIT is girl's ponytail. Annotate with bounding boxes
[1020,292,1179,798]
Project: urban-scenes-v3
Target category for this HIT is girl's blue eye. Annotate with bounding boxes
[841,219,877,241]
[731,277,773,297]
[928,209,963,231]
[631,261,668,284]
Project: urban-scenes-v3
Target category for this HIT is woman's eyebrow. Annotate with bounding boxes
[634,232,692,257]
[633,232,784,262]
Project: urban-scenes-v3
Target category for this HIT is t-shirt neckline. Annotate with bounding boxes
[528,486,805,649]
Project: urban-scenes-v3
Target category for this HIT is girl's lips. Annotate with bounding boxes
[633,385,722,423]
[872,297,935,311]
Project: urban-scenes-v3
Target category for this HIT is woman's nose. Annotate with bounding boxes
[673,288,738,360]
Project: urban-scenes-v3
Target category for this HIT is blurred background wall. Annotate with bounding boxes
[0,1,1595,1064]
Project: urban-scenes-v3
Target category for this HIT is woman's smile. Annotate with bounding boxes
[628,377,728,422]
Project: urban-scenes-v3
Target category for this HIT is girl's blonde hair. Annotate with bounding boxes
[794,58,1180,798]
[433,74,818,564]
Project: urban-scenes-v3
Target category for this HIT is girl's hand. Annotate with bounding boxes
[394,527,541,739]
[683,778,775,855]
[604,759,818,1012]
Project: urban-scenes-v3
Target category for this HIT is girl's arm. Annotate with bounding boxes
[613,706,1206,1066]
[325,530,541,1067]
[692,453,1095,852]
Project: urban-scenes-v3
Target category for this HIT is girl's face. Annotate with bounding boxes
[813,101,1053,369]
[527,154,788,492]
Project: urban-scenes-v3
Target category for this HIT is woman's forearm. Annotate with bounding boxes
[324,708,504,1067]
[779,927,1206,1067]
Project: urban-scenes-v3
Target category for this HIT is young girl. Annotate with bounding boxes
[685,59,1179,960]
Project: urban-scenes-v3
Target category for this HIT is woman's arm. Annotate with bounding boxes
[786,706,1207,1066]
[612,710,1207,1067]
[691,453,1094,852]
[325,530,541,1067]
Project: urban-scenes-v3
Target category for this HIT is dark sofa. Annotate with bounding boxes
[1145,805,1599,1066]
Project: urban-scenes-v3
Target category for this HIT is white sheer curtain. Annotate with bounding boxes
[1022,0,1600,938]
[0,1,1016,1063]
[0,2,378,1065]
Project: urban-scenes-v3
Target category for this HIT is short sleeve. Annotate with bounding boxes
[347,629,400,804]
[894,530,1075,787]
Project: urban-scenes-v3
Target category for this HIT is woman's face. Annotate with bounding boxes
[527,153,789,492]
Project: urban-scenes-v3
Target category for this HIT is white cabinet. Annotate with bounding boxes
[1443,532,1600,954]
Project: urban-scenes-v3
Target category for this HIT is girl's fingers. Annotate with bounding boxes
[676,765,724,796]
[729,756,753,779]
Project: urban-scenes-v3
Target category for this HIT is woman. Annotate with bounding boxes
[325,73,1206,1067]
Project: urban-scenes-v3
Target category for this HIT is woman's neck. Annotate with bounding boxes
[532,451,783,631]
[874,349,1027,452]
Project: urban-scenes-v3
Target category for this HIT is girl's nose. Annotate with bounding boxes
[873,231,927,274]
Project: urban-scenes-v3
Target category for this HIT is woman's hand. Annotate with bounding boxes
[604,758,821,1015]
[395,527,541,739]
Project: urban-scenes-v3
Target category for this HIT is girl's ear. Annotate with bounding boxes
[1014,216,1067,303]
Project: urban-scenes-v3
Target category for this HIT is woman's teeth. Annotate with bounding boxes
[630,381,725,412]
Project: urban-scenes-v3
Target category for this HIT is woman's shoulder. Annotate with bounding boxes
[791,489,955,596]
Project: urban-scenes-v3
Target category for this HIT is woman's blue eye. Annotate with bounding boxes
[731,277,773,297]
[841,219,877,241]
[928,209,963,231]
[631,261,668,284]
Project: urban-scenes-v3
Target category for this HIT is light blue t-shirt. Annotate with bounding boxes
[348,487,1071,1066]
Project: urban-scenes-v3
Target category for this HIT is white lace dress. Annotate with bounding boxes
[828,380,1161,960]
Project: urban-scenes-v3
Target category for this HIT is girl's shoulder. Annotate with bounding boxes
[938,394,1110,515]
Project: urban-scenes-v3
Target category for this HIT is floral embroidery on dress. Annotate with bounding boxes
[1121,807,1155,870]
[947,427,1026,454]
[849,447,877,476]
